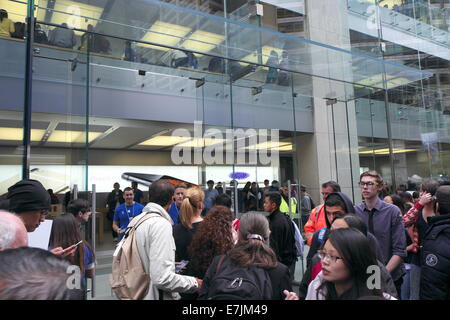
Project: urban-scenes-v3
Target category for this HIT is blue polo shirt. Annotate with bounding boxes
[113,202,144,239]
[168,202,180,225]
[133,188,144,203]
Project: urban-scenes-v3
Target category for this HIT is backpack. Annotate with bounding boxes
[308,196,315,210]
[109,212,159,300]
[206,255,273,300]
[291,219,304,257]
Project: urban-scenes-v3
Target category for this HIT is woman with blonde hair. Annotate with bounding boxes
[173,187,205,262]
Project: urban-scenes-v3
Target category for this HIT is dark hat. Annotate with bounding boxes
[7,179,51,213]
[435,185,450,205]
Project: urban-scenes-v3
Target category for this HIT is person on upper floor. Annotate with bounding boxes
[265,50,279,84]
[34,24,48,44]
[0,9,14,37]
[304,181,341,246]
[355,170,407,298]
[49,23,76,48]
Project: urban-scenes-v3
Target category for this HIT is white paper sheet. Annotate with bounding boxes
[28,219,53,250]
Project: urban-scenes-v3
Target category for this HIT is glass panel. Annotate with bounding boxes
[356,87,394,191]
[29,20,89,198]
[0,0,27,194]
[33,0,430,89]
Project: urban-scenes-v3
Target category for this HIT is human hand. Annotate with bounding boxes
[195,278,203,290]
[419,192,432,206]
[283,290,299,300]
[51,244,77,257]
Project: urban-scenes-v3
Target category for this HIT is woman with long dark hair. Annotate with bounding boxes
[49,214,95,293]
[331,215,398,298]
[187,205,235,279]
[383,194,405,214]
[306,228,394,300]
[198,212,298,300]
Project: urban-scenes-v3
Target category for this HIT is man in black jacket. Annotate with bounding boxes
[264,192,297,281]
[420,185,450,300]
[106,182,124,241]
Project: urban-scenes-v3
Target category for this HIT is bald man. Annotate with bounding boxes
[0,211,28,250]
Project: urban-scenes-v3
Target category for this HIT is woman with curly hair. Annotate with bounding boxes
[198,212,298,300]
[179,205,235,300]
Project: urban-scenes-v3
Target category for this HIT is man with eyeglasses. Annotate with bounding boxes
[7,179,76,256]
[355,171,407,298]
[7,179,51,233]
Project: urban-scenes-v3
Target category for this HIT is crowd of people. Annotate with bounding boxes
[0,8,110,54]
[1,170,450,301]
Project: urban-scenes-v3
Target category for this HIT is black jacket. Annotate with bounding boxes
[198,255,292,300]
[268,209,297,267]
[306,192,356,266]
[420,214,450,300]
[106,189,124,213]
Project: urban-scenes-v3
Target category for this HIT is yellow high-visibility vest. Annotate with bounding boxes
[280,197,298,219]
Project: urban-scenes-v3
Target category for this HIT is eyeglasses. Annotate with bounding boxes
[358,181,379,187]
[318,250,342,263]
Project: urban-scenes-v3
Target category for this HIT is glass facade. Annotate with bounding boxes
[0,0,449,296]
